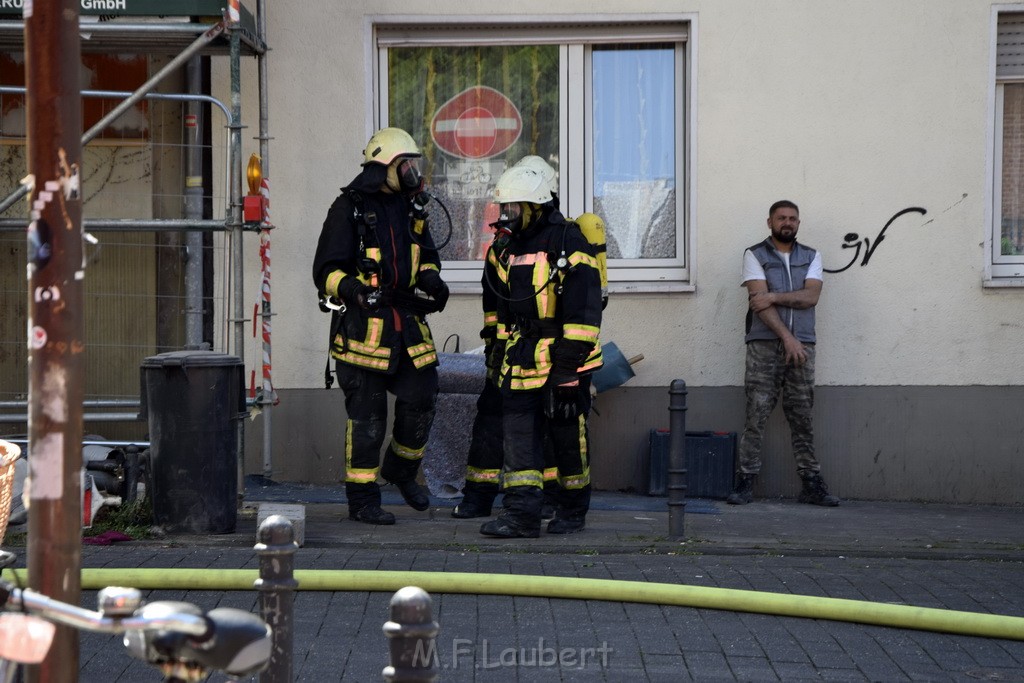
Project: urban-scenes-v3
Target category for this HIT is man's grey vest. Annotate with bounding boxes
[744,238,818,344]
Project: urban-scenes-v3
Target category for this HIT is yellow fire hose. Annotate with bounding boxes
[7,568,1024,641]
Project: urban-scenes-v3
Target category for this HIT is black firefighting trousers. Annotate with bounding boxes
[336,353,438,513]
[497,377,592,531]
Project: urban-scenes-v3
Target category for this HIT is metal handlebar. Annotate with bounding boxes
[0,579,271,680]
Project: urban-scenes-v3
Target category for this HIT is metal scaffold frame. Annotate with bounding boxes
[0,0,278,478]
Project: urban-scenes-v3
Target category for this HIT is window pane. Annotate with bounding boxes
[593,44,677,260]
[387,45,559,262]
[1002,84,1024,256]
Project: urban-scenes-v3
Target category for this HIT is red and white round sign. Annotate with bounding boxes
[430,86,523,160]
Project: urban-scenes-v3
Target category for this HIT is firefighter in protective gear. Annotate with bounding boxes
[478,164,603,538]
[453,155,562,520]
[312,127,449,525]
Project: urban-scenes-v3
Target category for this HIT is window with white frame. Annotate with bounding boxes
[993,12,1024,279]
[375,18,691,286]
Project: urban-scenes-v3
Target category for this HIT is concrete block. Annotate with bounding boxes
[257,502,305,546]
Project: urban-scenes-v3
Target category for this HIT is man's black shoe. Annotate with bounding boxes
[798,473,840,507]
[546,517,585,534]
[452,499,492,518]
[726,473,756,505]
[393,480,430,511]
[348,505,396,525]
[479,518,540,538]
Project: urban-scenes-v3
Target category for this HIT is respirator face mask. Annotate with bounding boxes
[490,202,528,234]
[388,157,423,193]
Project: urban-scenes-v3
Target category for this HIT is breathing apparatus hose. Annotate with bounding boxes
[10,568,1022,642]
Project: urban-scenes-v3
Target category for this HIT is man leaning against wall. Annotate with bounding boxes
[727,199,840,508]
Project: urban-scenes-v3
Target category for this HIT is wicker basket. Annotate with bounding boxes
[0,439,22,547]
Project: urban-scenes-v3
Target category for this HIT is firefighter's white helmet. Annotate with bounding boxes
[492,165,552,205]
[514,155,558,196]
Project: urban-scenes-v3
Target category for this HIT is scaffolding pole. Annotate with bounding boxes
[256,0,277,479]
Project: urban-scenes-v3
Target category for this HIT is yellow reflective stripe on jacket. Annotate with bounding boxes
[347,339,390,358]
[332,348,391,372]
[325,270,347,298]
[410,244,421,288]
[365,248,382,287]
[408,319,437,368]
[503,469,544,488]
[562,323,599,344]
[391,438,425,462]
[466,467,500,484]
[542,467,559,482]
[410,348,438,369]
[366,318,384,348]
[566,251,599,270]
[483,311,498,327]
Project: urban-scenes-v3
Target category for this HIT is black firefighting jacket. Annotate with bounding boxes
[312,170,440,373]
[490,208,603,390]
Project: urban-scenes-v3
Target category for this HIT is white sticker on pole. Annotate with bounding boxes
[29,433,63,500]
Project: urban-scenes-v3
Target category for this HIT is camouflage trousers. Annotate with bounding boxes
[736,339,819,476]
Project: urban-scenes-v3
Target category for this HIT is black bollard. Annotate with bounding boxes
[255,514,298,683]
[382,586,440,683]
[668,379,688,538]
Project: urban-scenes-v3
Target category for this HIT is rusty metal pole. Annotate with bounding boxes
[667,380,688,538]
[24,1,84,682]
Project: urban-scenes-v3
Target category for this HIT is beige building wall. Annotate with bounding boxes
[211,1,1024,502]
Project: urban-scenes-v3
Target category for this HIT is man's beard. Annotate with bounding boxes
[772,229,796,243]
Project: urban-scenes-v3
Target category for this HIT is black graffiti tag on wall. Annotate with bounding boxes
[823,207,927,274]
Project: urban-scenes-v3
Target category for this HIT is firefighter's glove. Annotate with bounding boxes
[338,276,381,312]
[544,376,582,421]
[411,192,430,220]
[551,339,591,371]
[417,270,450,312]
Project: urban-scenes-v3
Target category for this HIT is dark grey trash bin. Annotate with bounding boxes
[139,351,246,533]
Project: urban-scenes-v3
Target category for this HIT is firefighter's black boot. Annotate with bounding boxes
[348,504,396,525]
[480,486,541,538]
[392,479,430,511]
[480,516,541,538]
[726,473,756,505]
[798,473,840,507]
[452,493,496,518]
[452,480,498,518]
[546,484,589,534]
[346,482,395,525]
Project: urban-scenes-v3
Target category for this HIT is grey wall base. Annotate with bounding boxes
[244,385,1024,505]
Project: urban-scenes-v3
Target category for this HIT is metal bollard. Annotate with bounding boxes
[255,514,298,683]
[382,586,440,683]
[668,379,688,538]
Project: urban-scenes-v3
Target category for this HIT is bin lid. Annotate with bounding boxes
[141,350,243,369]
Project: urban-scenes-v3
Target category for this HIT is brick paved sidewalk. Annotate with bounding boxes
[72,545,1024,682]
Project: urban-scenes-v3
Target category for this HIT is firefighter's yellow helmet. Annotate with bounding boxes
[362,127,421,166]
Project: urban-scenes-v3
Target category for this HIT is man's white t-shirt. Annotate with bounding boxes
[742,247,823,285]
